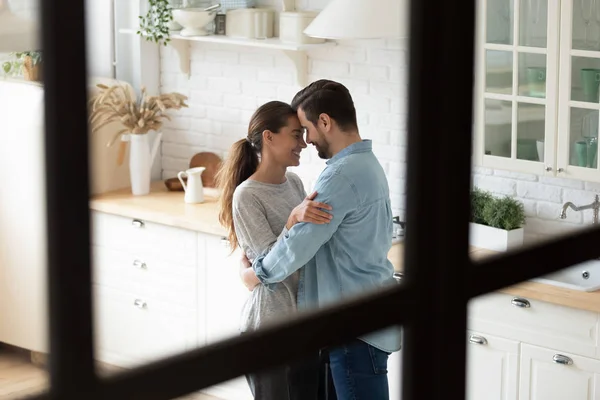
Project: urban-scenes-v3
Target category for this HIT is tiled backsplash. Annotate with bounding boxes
[156,0,600,240]
[157,18,408,216]
[474,167,600,243]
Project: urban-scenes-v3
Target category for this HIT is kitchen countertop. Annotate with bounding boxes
[90,182,600,314]
[390,244,600,312]
[90,182,227,237]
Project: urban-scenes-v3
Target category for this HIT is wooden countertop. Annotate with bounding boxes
[90,182,600,314]
[390,239,600,313]
[90,182,228,237]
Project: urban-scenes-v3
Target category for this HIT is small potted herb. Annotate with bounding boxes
[469,187,526,251]
[2,51,43,81]
[138,0,176,46]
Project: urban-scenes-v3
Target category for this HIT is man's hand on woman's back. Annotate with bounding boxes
[239,253,261,291]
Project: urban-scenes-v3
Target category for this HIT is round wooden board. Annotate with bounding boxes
[189,152,223,188]
[164,177,185,191]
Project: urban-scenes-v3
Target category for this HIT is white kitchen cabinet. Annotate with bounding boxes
[92,245,197,308]
[90,211,200,367]
[555,0,600,181]
[519,343,600,399]
[201,234,253,400]
[468,292,599,358]
[92,211,197,268]
[474,0,560,175]
[466,330,519,400]
[90,212,251,398]
[93,284,197,368]
[473,0,600,182]
[0,81,48,353]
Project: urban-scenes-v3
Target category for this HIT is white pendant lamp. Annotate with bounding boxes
[303,0,408,40]
[0,0,38,52]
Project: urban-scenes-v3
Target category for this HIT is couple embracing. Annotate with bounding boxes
[215,79,401,400]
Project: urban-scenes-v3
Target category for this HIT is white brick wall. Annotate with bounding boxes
[473,167,600,243]
[157,0,600,241]
[159,2,408,217]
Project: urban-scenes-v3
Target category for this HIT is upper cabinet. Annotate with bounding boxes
[474,0,600,182]
[558,0,600,181]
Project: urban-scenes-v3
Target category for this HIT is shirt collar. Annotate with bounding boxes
[326,139,373,165]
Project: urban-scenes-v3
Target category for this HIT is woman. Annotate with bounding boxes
[215,101,333,400]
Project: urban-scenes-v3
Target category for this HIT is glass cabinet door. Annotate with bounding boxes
[477,0,559,173]
[556,0,600,181]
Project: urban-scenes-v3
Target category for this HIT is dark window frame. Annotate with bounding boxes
[29,0,600,399]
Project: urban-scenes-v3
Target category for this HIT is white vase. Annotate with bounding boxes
[536,140,545,162]
[125,132,162,196]
[469,222,524,252]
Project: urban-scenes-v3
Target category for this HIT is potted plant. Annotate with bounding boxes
[469,187,526,251]
[1,50,43,81]
[138,0,177,46]
[88,83,188,195]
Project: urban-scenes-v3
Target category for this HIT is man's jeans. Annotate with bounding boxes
[328,338,390,400]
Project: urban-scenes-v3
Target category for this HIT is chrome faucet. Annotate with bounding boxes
[560,194,600,224]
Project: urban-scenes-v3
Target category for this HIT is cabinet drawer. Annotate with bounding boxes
[93,285,197,368]
[519,344,600,400]
[92,246,196,308]
[91,211,197,267]
[466,330,519,400]
[468,293,599,358]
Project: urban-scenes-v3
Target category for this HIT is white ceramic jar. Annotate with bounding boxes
[279,11,325,45]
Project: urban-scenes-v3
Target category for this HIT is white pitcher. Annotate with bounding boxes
[178,167,206,204]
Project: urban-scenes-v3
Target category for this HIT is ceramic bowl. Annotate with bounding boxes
[172,8,216,36]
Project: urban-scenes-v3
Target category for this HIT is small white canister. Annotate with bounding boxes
[279,11,325,45]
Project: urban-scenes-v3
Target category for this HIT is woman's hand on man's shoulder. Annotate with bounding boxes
[285,191,333,230]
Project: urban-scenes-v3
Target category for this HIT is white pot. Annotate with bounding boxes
[469,222,524,252]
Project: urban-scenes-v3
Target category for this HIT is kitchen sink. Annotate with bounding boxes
[530,259,600,292]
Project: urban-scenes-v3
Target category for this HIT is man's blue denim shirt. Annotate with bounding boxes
[252,140,402,353]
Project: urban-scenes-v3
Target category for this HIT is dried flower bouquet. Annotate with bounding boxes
[88,83,188,147]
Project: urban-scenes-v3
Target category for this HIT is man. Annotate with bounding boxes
[240,79,401,399]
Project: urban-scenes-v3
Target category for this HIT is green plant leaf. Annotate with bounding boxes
[470,187,493,225]
[470,187,525,230]
[137,0,172,46]
[482,195,525,230]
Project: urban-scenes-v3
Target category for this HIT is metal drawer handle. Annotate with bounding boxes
[511,297,530,308]
[469,334,487,345]
[133,299,147,309]
[133,259,147,269]
[132,219,145,228]
[220,237,230,247]
[553,354,573,365]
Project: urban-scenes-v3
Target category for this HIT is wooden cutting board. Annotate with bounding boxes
[189,152,222,188]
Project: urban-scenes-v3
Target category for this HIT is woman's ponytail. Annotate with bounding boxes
[215,100,296,253]
[215,138,259,251]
